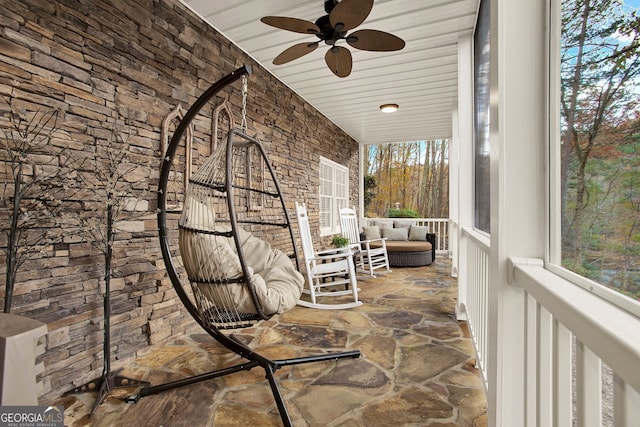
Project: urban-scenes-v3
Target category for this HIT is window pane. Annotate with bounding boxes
[319,157,349,234]
[319,196,331,229]
[335,168,347,201]
[474,0,491,233]
[320,162,332,196]
[559,0,640,301]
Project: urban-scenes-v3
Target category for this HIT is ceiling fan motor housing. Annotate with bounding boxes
[315,15,346,45]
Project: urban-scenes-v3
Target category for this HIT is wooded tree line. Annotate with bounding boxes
[365,140,449,218]
[561,0,640,298]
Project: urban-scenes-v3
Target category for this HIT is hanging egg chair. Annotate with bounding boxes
[126,65,360,427]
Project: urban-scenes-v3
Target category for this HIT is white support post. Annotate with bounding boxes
[489,0,548,424]
[455,33,474,319]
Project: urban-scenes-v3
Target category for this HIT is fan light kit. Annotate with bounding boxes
[261,0,405,78]
[380,103,399,113]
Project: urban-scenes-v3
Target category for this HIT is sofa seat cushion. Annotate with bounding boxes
[369,240,432,252]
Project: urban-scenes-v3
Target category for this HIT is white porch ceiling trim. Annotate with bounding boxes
[180,0,479,145]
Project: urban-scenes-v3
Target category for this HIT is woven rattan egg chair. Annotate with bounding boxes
[126,65,360,427]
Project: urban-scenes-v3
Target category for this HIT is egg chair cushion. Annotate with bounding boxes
[179,227,303,316]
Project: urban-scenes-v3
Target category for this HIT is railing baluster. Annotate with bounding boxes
[554,322,573,426]
[575,341,602,427]
[614,375,640,426]
[526,295,538,427]
[539,306,554,426]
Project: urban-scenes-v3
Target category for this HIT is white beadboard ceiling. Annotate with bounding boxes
[180,0,479,145]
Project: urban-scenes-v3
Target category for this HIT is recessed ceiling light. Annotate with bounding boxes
[379,103,399,113]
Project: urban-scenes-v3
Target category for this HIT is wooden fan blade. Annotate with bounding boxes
[347,29,405,51]
[329,0,374,32]
[261,16,320,34]
[273,42,319,65]
[325,46,352,78]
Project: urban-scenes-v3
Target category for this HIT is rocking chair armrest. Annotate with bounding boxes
[316,247,351,256]
[359,237,387,248]
[312,248,353,262]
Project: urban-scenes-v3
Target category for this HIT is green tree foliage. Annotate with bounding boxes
[561,0,640,299]
[386,208,419,218]
[365,140,449,218]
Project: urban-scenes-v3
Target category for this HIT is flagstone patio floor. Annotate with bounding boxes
[56,257,487,426]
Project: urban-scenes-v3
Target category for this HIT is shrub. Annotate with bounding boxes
[386,208,419,218]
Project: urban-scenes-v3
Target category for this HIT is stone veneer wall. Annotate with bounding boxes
[0,0,359,402]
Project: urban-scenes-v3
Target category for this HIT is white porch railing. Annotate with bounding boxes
[362,217,450,255]
[510,259,640,426]
[460,227,490,389]
[459,225,640,426]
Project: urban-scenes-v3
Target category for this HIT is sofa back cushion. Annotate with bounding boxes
[382,227,408,241]
[408,225,430,241]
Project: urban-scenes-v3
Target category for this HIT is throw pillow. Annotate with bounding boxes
[393,220,411,229]
[363,225,381,240]
[372,219,393,230]
[382,227,408,241]
[408,225,429,241]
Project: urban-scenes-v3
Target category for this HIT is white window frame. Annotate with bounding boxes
[319,156,349,236]
[547,0,640,318]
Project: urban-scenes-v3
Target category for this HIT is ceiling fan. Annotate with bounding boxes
[261,0,405,78]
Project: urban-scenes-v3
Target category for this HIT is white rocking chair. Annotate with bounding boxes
[295,202,362,310]
[339,206,391,277]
